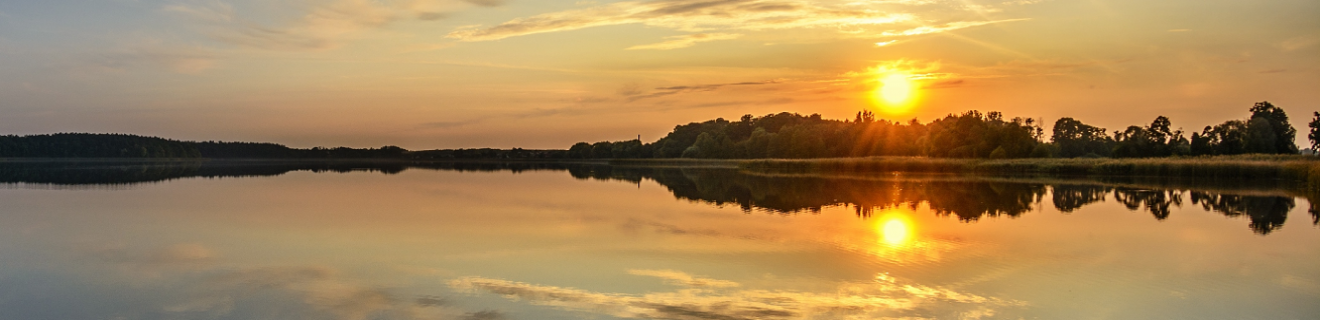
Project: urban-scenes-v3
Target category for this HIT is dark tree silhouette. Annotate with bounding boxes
[1308,111,1320,152]
[1052,118,1114,157]
[1112,116,1187,158]
[1246,101,1298,154]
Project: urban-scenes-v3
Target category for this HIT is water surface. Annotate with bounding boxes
[0,161,1316,320]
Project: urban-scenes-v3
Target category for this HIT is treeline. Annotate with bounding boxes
[0,133,566,159]
[572,101,1316,159]
[1054,102,1303,157]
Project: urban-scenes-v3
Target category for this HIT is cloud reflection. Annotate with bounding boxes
[450,270,1024,319]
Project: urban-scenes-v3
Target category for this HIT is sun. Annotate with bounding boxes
[872,73,916,113]
[879,74,912,103]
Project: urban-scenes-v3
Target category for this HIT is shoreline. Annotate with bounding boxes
[3,155,1318,186]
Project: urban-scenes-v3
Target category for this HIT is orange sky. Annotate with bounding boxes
[0,0,1315,149]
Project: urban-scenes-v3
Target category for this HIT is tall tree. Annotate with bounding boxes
[1309,111,1320,152]
[1052,117,1113,157]
[1246,101,1298,154]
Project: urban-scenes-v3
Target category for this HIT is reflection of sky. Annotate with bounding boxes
[0,170,1318,319]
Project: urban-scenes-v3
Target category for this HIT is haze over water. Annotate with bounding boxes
[0,163,1316,319]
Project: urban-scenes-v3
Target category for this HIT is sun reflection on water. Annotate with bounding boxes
[859,209,955,264]
[877,212,913,247]
[881,218,910,245]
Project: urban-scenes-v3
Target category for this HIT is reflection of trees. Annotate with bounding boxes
[4,161,1311,234]
[1312,200,1320,226]
[1113,188,1183,220]
[1190,192,1294,235]
[0,161,408,186]
[560,166,1049,221]
[1051,185,1111,213]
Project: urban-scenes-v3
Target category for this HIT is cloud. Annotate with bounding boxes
[462,310,508,320]
[91,43,221,74]
[449,271,1026,320]
[180,266,451,320]
[418,117,492,129]
[164,0,500,51]
[162,1,235,23]
[923,79,965,89]
[628,269,741,288]
[462,0,508,7]
[1278,36,1318,52]
[626,79,781,101]
[77,242,219,274]
[627,33,742,50]
[163,0,394,50]
[446,0,914,42]
[876,19,1028,37]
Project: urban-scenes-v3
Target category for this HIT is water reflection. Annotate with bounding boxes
[448,270,1026,320]
[879,217,910,246]
[1190,192,1295,235]
[0,160,1315,235]
[2,161,1317,319]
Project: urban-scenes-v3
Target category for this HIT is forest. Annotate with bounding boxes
[0,101,1314,160]
[571,101,1319,159]
[0,134,565,159]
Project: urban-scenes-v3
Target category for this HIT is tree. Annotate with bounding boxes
[1246,117,1278,154]
[1309,111,1320,152]
[1052,117,1113,157]
[1200,120,1249,155]
[1246,101,1298,154]
[1112,116,1181,158]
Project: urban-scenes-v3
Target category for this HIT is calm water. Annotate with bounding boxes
[0,161,1317,320]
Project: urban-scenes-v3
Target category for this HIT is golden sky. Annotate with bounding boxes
[0,0,1315,149]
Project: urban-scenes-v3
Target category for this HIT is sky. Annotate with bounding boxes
[0,0,1316,149]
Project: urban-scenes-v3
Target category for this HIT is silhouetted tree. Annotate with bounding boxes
[1308,111,1320,152]
[568,142,593,159]
[1052,118,1114,157]
[1246,101,1298,154]
[1113,116,1186,158]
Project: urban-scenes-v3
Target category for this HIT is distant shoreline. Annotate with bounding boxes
[4,156,1318,187]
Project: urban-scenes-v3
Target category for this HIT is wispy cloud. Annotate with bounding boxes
[627,79,782,101]
[450,271,1026,320]
[91,42,221,74]
[462,0,508,7]
[419,117,492,129]
[877,19,1028,37]
[627,33,742,50]
[162,1,235,23]
[164,0,500,51]
[628,269,741,288]
[446,0,915,42]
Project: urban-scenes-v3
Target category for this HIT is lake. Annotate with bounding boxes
[0,161,1316,320]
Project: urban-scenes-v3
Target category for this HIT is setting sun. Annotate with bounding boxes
[873,73,916,114]
[879,74,913,104]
